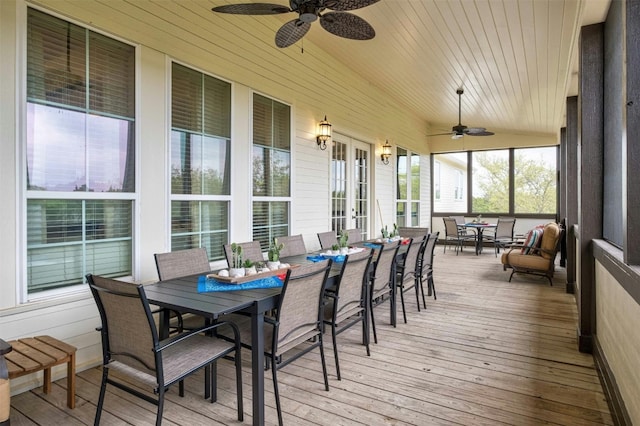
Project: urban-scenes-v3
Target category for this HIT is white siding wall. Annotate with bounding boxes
[0,0,431,393]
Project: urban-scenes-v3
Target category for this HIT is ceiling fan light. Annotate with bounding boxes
[299,3,318,22]
[452,134,463,140]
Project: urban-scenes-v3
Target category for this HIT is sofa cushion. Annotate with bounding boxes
[520,227,543,255]
[503,251,551,271]
[539,222,561,259]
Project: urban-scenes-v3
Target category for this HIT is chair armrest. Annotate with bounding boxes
[157,319,241,352]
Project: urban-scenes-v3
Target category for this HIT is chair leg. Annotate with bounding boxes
[370,298,378,344]
[155,387,165,426]
[94,367,109,426]
[207,362,218,404]
[203,365,211,400]
[272,357,283,426]
[399,284,407,324]
[419,275,427,309]
[179,379,184,397]
[234,348,244,421]
[430,276,437,300]
[414,276,422,312]
[318,335,329,391]
[331,324,341,380]
[362,314,370,356]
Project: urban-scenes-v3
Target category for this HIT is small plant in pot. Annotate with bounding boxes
[267,237,284,270]
[229,243,245,278]
[330,243,340,255]
[244,259,257,275]
[338,229,349,254]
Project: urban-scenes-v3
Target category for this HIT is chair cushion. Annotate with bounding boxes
[503,251,551,271]
[540,222,561,260]
[520,227,543,255]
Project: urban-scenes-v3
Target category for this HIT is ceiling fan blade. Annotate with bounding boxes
[320,12,375,40]
[465,130,495,136]
[275,19,310,47]
[324,0,381,12]
[212,3,291,15]
[427,133,454,137]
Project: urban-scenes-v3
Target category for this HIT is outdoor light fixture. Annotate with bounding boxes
[381,140,392,165]
[316,115,332,150]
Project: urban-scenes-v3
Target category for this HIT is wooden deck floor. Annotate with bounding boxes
[9,248,612,425]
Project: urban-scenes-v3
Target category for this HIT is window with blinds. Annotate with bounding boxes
[396,148,420,227]
[251,94,291,250]
[25,8,135,294]
[170,63,231,260]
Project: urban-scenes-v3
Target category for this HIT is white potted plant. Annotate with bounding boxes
[267,237,284,270]
[338,229,349,254]
[229,243,245,278]
[244,259,257,275]
[330,243,340,255]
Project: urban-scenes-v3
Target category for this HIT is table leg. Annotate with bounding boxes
[476,229,483,255]
[158,309,170,340]
[251,308,266,426]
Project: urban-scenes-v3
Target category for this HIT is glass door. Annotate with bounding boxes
[330,134,370,241]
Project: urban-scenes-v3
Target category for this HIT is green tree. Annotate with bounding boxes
[472,152,556,214]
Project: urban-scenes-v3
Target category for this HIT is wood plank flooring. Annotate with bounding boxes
[9,248,612,425]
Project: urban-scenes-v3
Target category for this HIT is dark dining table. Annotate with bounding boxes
[144,256,343,426]
[463,223,496,255]
[143,244,404,425]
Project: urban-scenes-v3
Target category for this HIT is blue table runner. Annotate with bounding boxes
[197,275,284,293]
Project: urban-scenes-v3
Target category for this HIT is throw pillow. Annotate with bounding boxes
[521,227,543,255]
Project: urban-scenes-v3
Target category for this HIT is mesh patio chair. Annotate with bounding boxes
[486,217,516,257]
[223,241,264,267]
[397,227,429,239]
[443,217,474,255]
[277,234,307,257]
[317,231,338,250]
[395,235,427,323]
[226,260,332,426]
[345,228,363,244]
[87,274,243,426]
[154,248,211,333]
[417,232,439,307]
[323,248,374,380]
[154,247,214,398]
[369,240,401,344]
[451,215,475,238]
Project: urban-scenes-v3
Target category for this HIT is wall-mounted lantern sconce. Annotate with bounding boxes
[316,115,332,150]
[381,140,392,165]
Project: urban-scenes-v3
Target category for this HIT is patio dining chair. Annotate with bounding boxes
[87,274,244,426]
[154,247,216,399]
[223,240,264,266]
[154,248,211,333]
[224,260,332,426]
[323,248,374,380]
[369,240,401,344]
[486,217,516,257]
[345,228,363,244]
[277,234,307,257]
[443,217,474,255]
[397,226,429,239]
[417,232,439,307]
[395,235,427,323]
[317,231,338,250]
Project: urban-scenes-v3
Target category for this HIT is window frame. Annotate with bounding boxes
[22,7,137,302]
[431,147,558,219]
[169,61,232,261]
[395,147,420,227]
[251,92,293,251]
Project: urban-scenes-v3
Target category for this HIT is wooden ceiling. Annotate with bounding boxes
[209,0,610,139]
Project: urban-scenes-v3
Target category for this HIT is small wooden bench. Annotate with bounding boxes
[5,336,76,409]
